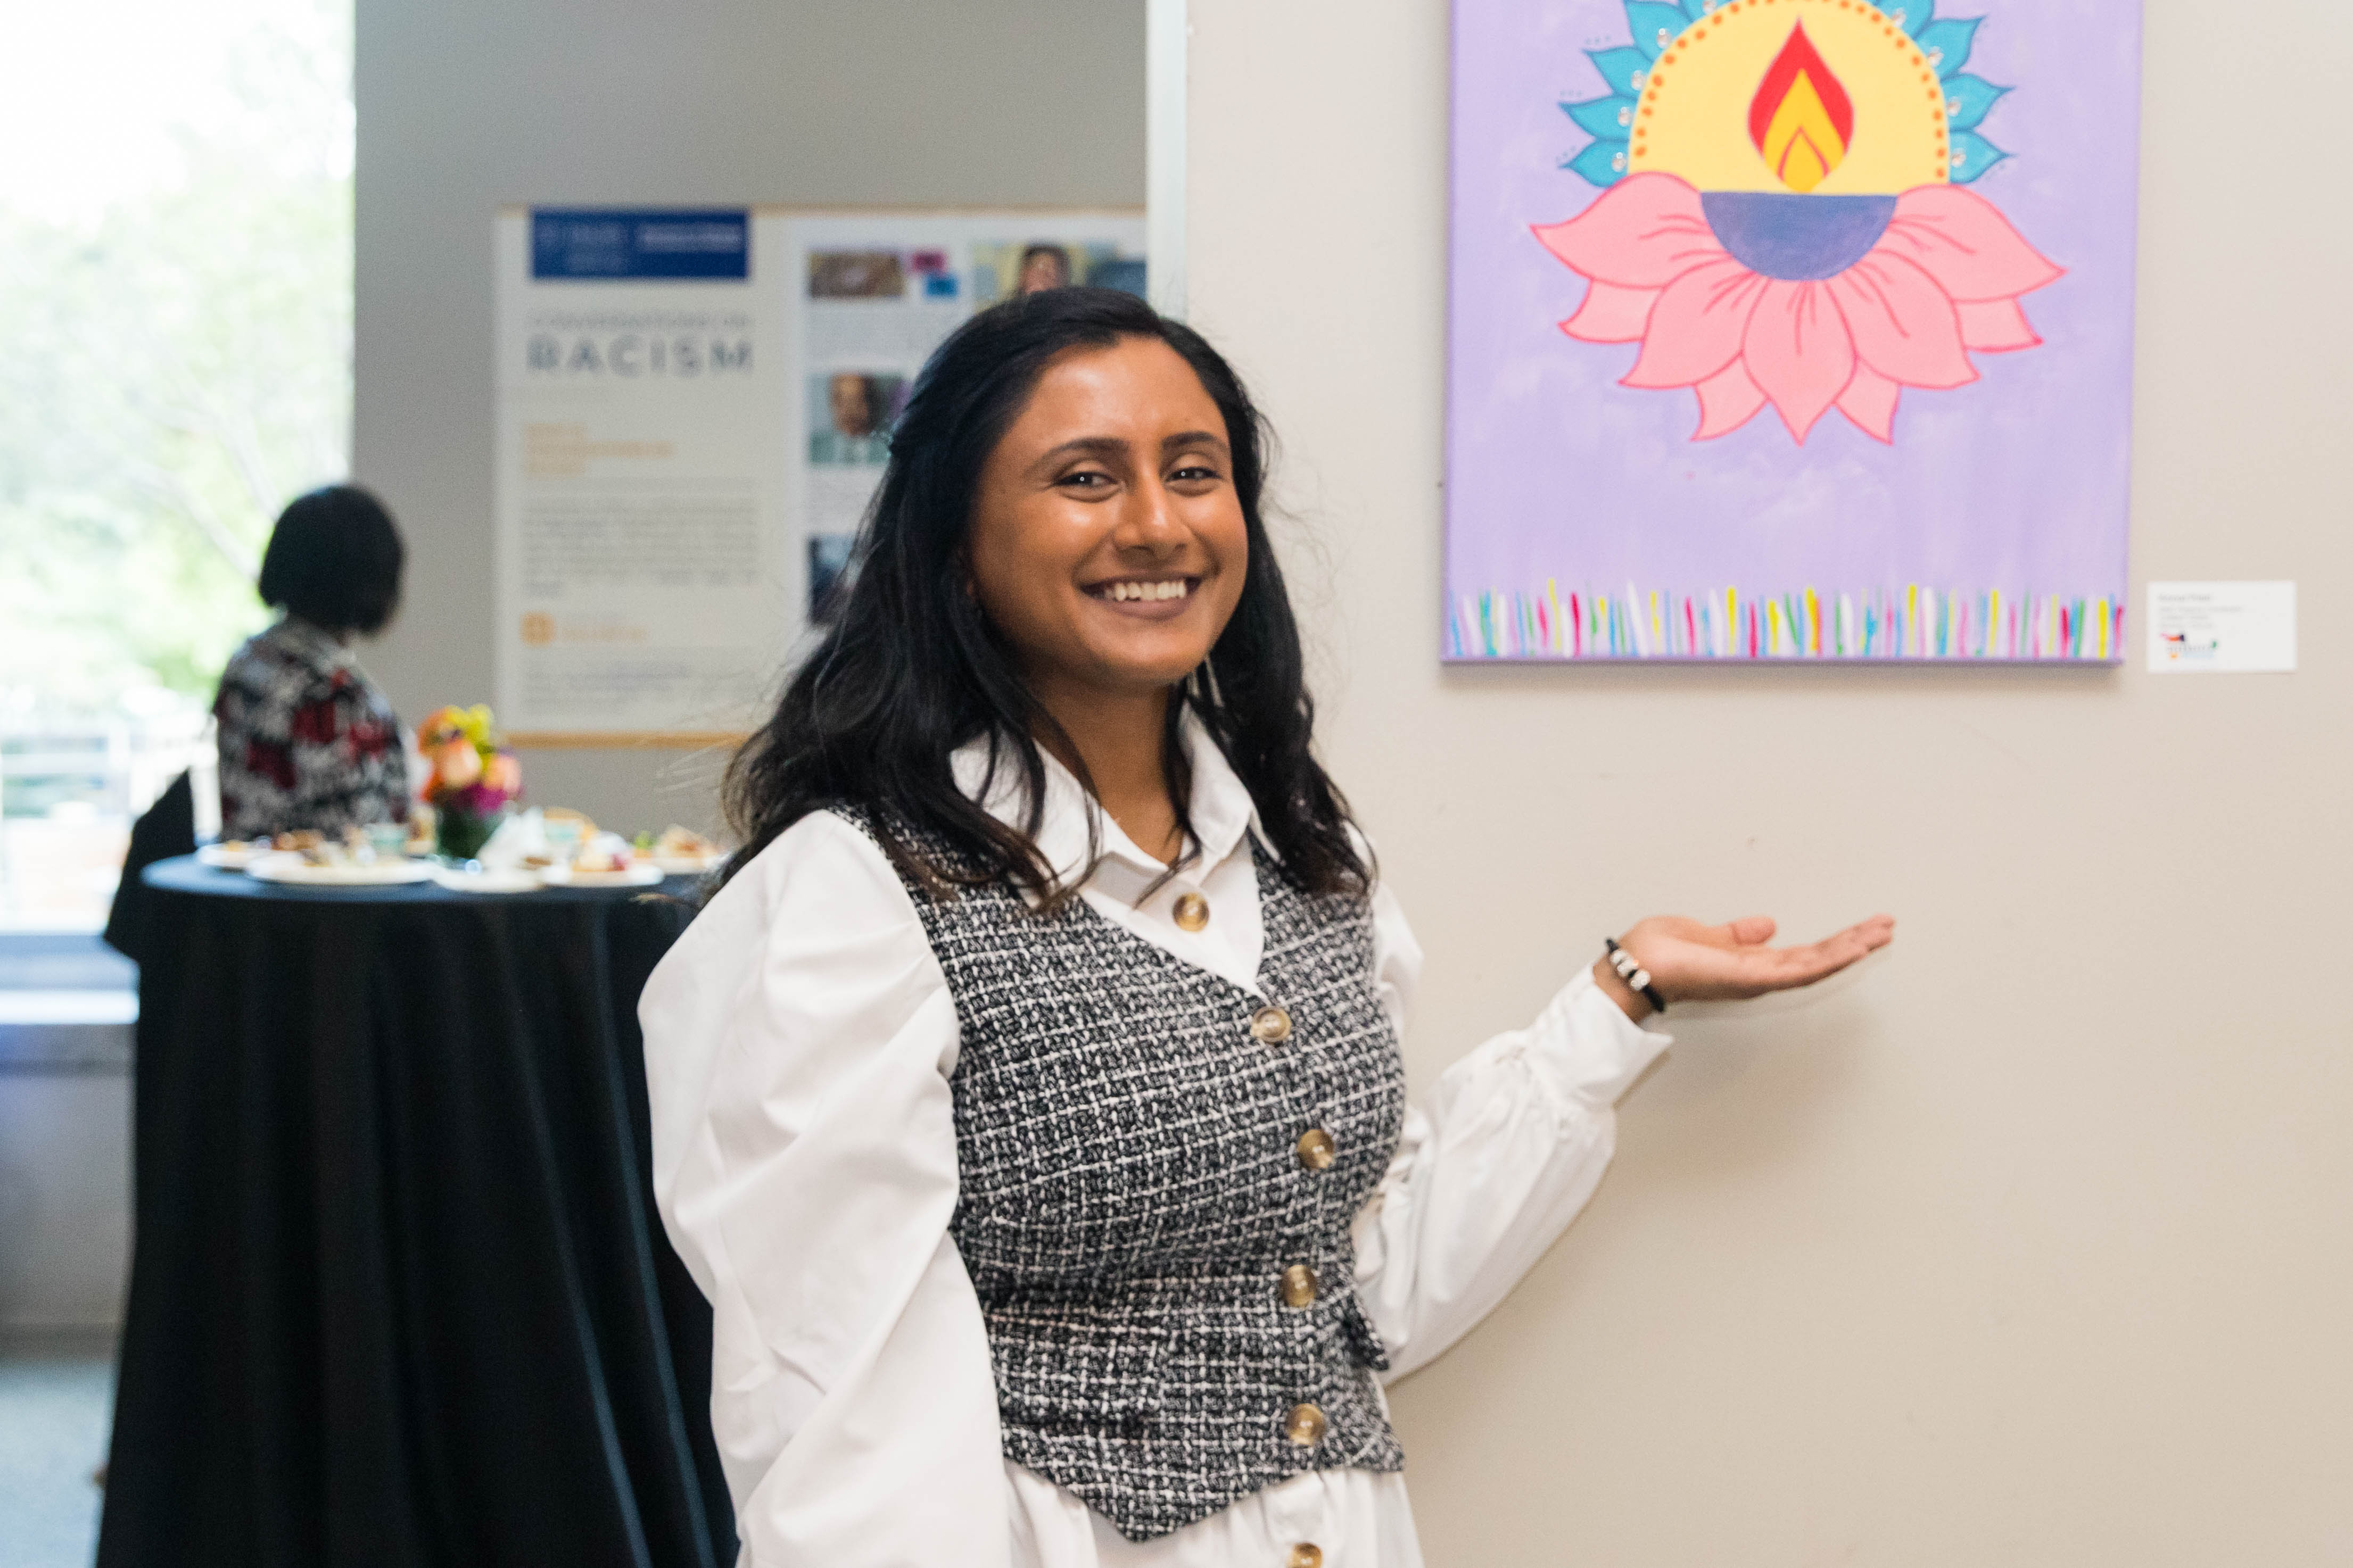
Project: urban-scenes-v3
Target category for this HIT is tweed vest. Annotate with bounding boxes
[839,807,1409,1540]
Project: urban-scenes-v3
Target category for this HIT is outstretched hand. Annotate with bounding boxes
[1594,913,1896,1022]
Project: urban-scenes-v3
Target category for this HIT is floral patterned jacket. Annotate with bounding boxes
[213,617,410,840]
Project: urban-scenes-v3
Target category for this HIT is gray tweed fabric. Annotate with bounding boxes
[838,807,1409,1540]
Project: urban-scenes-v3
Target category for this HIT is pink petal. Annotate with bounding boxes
[1531,173,1727,289]
[1562,280,1662,343]
[1692,362,1768,440]
[1877,185,2064,303]
[1837,364,1901,443]
[1624,260,1770,389]
[1742,281,1855,444]
[1826,254,1976,391]
[1957,297,2042,352]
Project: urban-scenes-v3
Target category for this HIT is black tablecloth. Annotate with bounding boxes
[98,858,734,1568]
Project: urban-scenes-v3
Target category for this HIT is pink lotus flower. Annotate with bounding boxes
[1533,173,2063,443]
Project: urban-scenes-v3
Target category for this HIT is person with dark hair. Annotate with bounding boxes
[641,289,1893,1565]
[212,484,410,839]
[1016,240,1074,294]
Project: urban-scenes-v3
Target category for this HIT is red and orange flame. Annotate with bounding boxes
[1748,24,1854,193]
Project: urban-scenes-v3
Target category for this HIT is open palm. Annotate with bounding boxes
[1622,912,1895,1007]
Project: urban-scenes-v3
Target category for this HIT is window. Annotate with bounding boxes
[0,0,352,928]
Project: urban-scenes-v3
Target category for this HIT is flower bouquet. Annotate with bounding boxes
[417,704,522,862]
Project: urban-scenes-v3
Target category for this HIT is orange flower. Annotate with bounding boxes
[483,753,522,795]
[430,737,483,791]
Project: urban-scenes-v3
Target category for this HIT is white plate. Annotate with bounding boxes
[649,853,724,876]
[539,862,665,888]
[245,851,434,886]
[197,842,260,869]
[430,865,543,895]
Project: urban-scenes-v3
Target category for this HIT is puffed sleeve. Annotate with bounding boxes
[1351,877,1671,1381]
[641,811,1010,1567]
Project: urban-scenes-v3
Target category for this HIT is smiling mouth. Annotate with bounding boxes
[1086,576,1198,603]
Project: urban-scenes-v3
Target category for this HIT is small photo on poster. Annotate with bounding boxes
[808,533,855,624]
[809,372,906,466]
[907,248,960,300]
[970,242,1146,305]
[808,251,906,299]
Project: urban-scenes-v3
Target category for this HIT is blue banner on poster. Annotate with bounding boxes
[531,208,750,280]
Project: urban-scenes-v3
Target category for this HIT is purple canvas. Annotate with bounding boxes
[1444,0,2142,661]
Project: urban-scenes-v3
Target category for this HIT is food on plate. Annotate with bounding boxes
[542,808,596,840]
[650,825,717,861]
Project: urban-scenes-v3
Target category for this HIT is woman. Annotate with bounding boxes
[641,289,1892,1566]
[213,484,409,840]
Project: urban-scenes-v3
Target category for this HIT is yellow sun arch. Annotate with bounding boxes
[1628,0,1950,196]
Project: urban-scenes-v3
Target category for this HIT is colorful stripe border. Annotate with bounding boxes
[1448,585,2124,661]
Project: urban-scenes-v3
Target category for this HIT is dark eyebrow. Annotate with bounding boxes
[1036,436,1128,466]
[1029,430,1230,475]
[1161,430,1229,459]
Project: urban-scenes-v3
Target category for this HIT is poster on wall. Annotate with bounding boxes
[494,207,789,741]
[782,212,1146,629]
[494,208,1144,741]
[1446,0,2141,662]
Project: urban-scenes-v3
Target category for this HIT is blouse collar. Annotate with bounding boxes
[950,708,1262,907]
[265,615,356,676]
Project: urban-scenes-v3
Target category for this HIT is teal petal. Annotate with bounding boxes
[1563,95,1639,140]
[1566,139,1631,187]
[1624,2,1690,59]
[1881,0,1933,36]
[1679,0,1713,17]
[1586,45,1653,97]
[1946,129,2008,184]
[1941,73,2009,132]
[1914,17,1979,78]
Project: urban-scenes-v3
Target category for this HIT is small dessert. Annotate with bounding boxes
[652,826,717,860]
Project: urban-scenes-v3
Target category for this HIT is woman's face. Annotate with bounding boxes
[1018,250,1069,293]
[967,336,1248,703]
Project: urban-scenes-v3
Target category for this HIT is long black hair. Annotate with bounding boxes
[719,286,1367,904]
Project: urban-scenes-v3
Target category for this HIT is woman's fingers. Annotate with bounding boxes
[1624,912,1894,1002]
[1651,914,1894,999]
[1758,916,1895,989]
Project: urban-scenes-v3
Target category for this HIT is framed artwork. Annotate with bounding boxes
[1445,0,2141,661]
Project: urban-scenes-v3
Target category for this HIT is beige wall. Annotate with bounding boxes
[353,0,1146,832]
[1188,0,2352,1562]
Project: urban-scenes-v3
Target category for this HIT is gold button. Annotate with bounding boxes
[1288,1547,1324,1568]
[1283,1402,1327,1446]
[1249,1005,1292,1045]
[1280,1263,1319,1308]
[1173,892,1209,931]
[1295,1128,1336,1171]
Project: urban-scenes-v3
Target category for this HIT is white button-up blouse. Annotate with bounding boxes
[641,718,1670,1567]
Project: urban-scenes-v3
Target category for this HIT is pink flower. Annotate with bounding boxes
[1533,173,2062,443]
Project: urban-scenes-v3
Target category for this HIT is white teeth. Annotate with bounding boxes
[1104,579,1189,602]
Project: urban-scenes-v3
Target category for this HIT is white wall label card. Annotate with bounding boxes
[2145,582,2296,674]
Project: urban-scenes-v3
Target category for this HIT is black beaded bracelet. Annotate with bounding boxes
[1603,936,1666,1014]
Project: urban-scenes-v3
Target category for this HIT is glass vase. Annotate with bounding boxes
[434,804,506,864]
